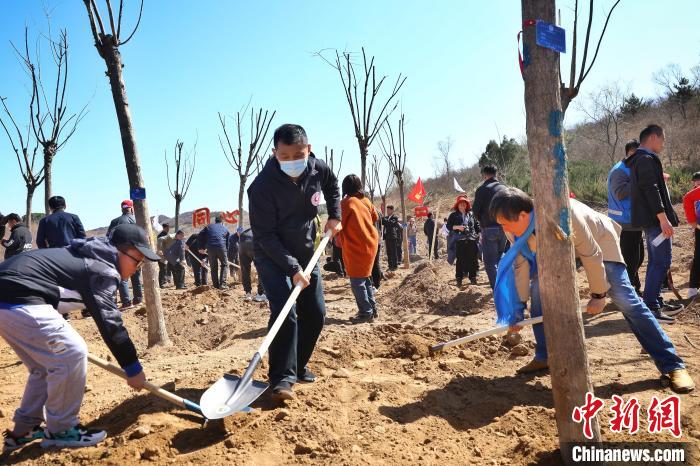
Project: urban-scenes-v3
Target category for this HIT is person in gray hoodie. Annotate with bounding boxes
[0,224,159,450]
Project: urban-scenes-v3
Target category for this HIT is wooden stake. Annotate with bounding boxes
[430,202,441,261]
[521,0,601,457]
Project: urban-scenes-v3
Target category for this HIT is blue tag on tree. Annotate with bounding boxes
[536,20,566,53]
[130,187,146,200]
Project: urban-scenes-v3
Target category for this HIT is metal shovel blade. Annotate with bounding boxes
[200,373,268,419]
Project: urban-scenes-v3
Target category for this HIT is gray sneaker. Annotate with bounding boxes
[41,424,107,449]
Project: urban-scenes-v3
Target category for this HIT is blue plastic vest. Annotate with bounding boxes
[607,161,631,224]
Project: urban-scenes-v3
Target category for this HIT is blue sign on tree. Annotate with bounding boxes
[130,187,146,200]
[535,20,566,54]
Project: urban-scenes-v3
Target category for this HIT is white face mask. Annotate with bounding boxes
[279,156,308,178]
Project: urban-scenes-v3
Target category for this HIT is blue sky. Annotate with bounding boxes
[1,1,698,229]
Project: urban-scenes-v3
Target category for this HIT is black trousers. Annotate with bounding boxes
[170,262,186,289]
[385,238,398,270]
[191,256,208,286]
[619,230,644,292]
[455,240,479,281]
[240,246,264,295]
[371,243,382,289]
[158,261,172,287]
[396,238,403,264]
[332,244,346,277]
[690,228,700,289]
[427,237,439,259]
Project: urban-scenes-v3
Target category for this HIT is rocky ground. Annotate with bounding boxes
[1,216,699,465]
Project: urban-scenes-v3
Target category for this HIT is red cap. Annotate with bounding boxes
[453,195,471,211]
[121,199,134,209]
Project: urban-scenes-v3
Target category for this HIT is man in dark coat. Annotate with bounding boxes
[381,206,401,271]
[107,200,142,307]
[198,215,230,289]
[625,124,682,323]
[471,166,507,288]
[36,196,86,249]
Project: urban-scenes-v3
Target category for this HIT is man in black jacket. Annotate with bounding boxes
[1,213,33,259]
[423,212,439,259]
[36,196,86,249]
[248,123,341,402]
[186,232,208,286]
[626,124,682,323]
[471,165,507,288]
[0,224,156,450]
[382,206,401,271]
[107,200,142,307]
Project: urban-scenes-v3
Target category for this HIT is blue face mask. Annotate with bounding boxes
[279,157,308,178]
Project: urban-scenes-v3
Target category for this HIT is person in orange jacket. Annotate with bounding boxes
[337,174,380,323]
[682,171,700,299]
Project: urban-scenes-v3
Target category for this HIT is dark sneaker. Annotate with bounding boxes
[3,425,44,452]
[662,302,684,317]
[470,278,478,285]
[298,369,316,383]
[350,313,375,324]
[271,382,295,403]
[41,424,106,449]
[132,298,143,306]
[456,279,463,288]
[119,302,133,310]
[372,308,379,319]
[219,284,229,290]
[652,310,675,324]
[516,358,549,374]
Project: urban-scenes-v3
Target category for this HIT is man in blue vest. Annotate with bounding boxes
[608,139,644,295]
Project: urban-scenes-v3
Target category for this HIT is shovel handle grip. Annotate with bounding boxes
[186,248,210,271]
[257,230,333,357]
[87,354,203,415]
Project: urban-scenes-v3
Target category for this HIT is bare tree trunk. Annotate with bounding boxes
[398,182,410,268]
[360,144,368,187]
[43,150,53,215]
[174,197,181,232]
[238,177,246,229]
[25,184,35,228]
[522,0,599,459]
[100,36,170,347]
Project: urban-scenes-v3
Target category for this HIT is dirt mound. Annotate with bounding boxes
[387,333,432,359]
[380,261,493,316]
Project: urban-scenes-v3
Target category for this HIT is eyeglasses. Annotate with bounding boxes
[120,249,143,269]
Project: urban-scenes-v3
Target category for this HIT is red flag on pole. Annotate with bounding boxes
[407,178,427,205]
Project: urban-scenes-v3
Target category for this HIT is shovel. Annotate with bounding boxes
[87,354,205,419]
[429,316,543,354]
[200,230,333,419]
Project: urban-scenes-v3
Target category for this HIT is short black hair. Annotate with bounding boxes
[176,229,184,235]
[489,187,534,222]
[273,124,308,147]
[427,212,433,218]
[5,213,22,223]
[481,165,497,176]
[693,172,700,181]
[624,139,640,154]
[342,174,363,198]
[162,223,170,228]
[215,215,223,223]
[48,195,66,210]
[386,205,394,210]
[639,124,664,143]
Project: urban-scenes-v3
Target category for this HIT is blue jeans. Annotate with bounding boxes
[408,235,417,255]
[254,256,326,386]
[118,269,142,304]
[349,277,376,316]
[481,227,508,289]
[643,226,672,310]
[530,261,684,373]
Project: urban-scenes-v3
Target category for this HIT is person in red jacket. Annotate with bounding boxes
[682,171,700,299]
[337,174,380,323]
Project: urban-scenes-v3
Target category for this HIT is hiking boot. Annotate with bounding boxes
[350,313,375,324]
[3,425,44,452]
[516,358,549,374]
[253,294,268,303]
[271,382,295,403]
[298,368,316,383]
[662,302,684,317]
[41,424,107,449]
[687,288,698,300]
[666,369,695,394]
[652,310,676,324]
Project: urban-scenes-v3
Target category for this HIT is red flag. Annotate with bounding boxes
[407,178,427,205]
